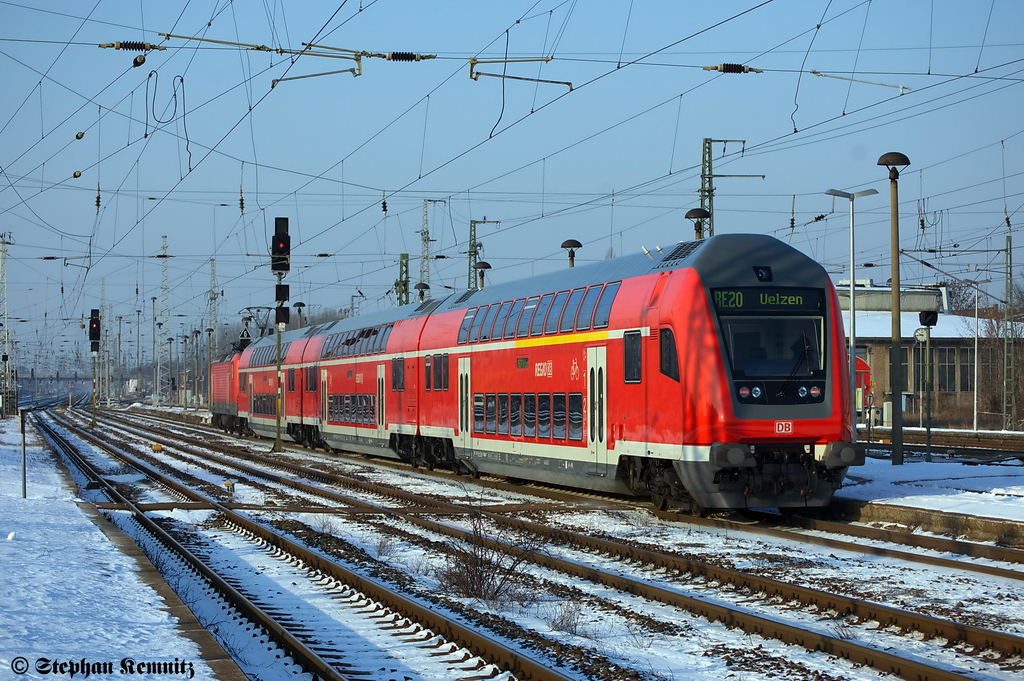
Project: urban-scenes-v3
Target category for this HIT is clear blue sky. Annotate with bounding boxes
[1,0,1021,376]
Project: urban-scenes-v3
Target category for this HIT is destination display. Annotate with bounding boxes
[712,287,823,314]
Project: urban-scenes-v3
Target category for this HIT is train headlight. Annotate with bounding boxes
[809,385,822,398]
[739,386,750,399]
[751,386,762,398]
[797,386,808,398]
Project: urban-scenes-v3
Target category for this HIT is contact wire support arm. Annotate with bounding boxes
[469,56,572,90]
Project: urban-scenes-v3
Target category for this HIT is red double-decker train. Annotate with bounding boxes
[210,233,863,513]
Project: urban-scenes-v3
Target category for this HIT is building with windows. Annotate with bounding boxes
[838,281,1008,429]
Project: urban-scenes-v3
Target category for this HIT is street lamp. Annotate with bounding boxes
[685,208,711,240]
[878,151,911,465]
[825,187,878,443]
[560,239,582,268]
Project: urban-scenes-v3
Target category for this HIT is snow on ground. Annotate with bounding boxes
[0,416,218,680]
[839,450,1024,521]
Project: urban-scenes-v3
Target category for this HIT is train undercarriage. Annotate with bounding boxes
[213,415,854,515]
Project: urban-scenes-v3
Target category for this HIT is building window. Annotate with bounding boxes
[959,348,974,393]
[937,347,956,392]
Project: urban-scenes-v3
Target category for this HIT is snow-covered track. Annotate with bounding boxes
[41,410,572,681]
[71,409,1024,680]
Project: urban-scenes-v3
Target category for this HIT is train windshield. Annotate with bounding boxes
[712,287,826,379]
[719,316,823,378]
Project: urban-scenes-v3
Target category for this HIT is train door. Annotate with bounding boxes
[586,346,608,471]
[321,368,328,423]
[457,356,472,452]
[376,363,386,441]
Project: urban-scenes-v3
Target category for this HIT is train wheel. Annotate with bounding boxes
[690,499,708,518]
[651,493,669,511]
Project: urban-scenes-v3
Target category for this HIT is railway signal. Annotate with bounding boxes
[271,217,290,273]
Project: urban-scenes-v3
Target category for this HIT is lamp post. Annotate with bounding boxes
[193,329,201,410]
[166,337,174,406]
[205,327,214,410]
[878,152,911,465]
[825,188,878,443]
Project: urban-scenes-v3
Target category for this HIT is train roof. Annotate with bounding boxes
[248,233,824,349]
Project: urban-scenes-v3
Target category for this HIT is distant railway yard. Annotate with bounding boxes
[13,405,1022,681]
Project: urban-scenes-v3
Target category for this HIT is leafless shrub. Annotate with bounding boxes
[434,512,542,607]
[545,599,589,637]
[373,534,398,559]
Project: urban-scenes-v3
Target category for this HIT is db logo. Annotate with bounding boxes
[774,421,794,434]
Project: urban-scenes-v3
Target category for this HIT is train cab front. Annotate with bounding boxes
[673,237,866,513]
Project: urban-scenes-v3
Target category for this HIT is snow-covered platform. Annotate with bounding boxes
[0,417,246,681]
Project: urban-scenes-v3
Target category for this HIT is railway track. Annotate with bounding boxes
[40,411,571,681]
[55,408,1024,680]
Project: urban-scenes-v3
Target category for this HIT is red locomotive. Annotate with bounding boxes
[211,233,863,513]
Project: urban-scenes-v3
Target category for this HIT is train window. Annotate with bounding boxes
[239,372,247,392]
[340,331,352,357]
[472,305,495,343]
[498,394,509,435]
[368,394,375,424]
[358,329,372,356]
[553,393,567,439]
[458,308,477,344]
[306,366,317,391]
[368,327,381,354]
[473,394,484,434]
[544,291,570,335]
[392,357,405,391]
[485,393,497,434]
[503,299,526,339]
[559,288,587,333]
[340,394,348,422]
[379,324,393,353]
[442,354,449,390]
[531,294,554,336]
[516,297,539,337]
[433,354,443,391]
[424,355,432,391]
[568,393,583,441]
[592,282,620,329]
[488,301,513,341]
[660,327,680,381]
[510,394,522,436]
[287,369,296,393]
[575,285,604,332]
[524,393,537,436]
[537,393,551,438]
[624,331,642,383]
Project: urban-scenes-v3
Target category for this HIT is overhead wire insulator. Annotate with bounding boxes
[703,63,763,74]
[386,52,435,62]
[98,41,166,52]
